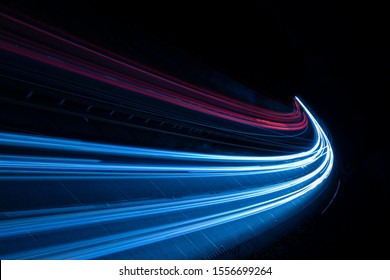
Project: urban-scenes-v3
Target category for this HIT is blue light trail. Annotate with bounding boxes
[0,12,336,259]
[0,97,334,259]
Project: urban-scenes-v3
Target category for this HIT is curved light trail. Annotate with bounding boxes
[0,12,307,131]
[0,12,335,259]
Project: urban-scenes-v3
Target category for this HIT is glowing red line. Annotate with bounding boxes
[1,12,308,131]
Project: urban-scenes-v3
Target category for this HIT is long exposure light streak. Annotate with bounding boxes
[0,96,334,259]
[0,11,307,131]
[0,12,335,259]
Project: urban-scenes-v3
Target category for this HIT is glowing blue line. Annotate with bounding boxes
[0,130,319,163]
[0,97,334,259]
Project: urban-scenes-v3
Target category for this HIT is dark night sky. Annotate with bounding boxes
[2,0,389,259]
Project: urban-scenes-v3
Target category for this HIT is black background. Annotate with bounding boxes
[1,0,389,259]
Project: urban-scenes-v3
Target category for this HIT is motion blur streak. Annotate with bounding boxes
[0,11,307,131]
[0,98,334,259]
[0,12,335,259]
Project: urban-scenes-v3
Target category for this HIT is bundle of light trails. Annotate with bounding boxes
[0,12,335,259]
